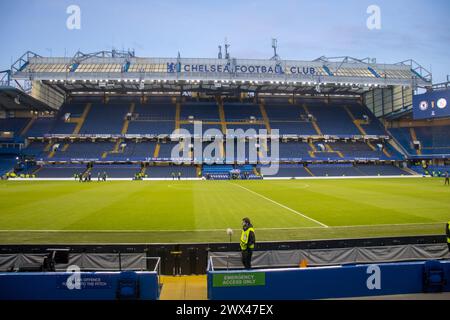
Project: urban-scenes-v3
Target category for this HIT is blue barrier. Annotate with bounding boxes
[0,271,160,300]
[207,260,450,300]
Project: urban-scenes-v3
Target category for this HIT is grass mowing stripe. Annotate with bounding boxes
[0,221,444,233]
[229,182,329,228]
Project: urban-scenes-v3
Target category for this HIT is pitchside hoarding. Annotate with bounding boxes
[413,89,450,119]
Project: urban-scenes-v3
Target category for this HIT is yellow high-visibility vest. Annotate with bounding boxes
[240,227,255,250]
[447,222,450,243]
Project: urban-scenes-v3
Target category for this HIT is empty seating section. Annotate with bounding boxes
[269,121,316,135]
[105,141,156,161]
[355,164,408,176]
[180,102,219,121]
[389,128,416,154]
[308,163,364,176]
[147,165,197,178]
[223,103,262,121]
[330,141,385,160]
[308,103,360,136]
[80,103,129,134]
[127,100,175,135]
[37,164,87,178]
[157,142,180,160]
[279,142,311,160]
[0,118,29,137]
[264,164,311,177]
[414,126,450,155]
[16,164,40,175]
[0,156,16,176]
[90,164,140,178]
[225,123,266,132]
[26,118,54,137]
[390,125,450,156]
[264,101,316,135]
[346,103,386,135]
[51,102,85,134]
[22,141,47,159]
[128,121,175,135]
[52,142,114,161]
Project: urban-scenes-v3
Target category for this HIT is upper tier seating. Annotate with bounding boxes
[306,103,360,136]
[0,118,29,139]
[223,103,262,121]
[180,102,219,121]
[80,103,129,134]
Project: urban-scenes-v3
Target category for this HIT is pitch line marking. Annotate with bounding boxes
[0,222,445,233]
[228,182,329,228]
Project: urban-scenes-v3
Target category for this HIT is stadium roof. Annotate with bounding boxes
[10,50,433,96]
[0,87,55,112]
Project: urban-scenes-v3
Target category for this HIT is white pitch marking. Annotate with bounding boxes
[228,182,329,228]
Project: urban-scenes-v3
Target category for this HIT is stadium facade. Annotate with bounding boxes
[0,50,448,179]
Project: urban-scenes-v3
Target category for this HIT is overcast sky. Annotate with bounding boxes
[1,0,449,82]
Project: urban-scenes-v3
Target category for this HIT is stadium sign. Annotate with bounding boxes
[212,272,266,287]
[413,89,450,120]
[168,62,316,75]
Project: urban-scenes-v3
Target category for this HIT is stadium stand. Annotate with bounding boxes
[389,125,450,157]
[3,95,444,179]
[355,164,410,176]
[37,164,88,178]
[261,164,312,177]
[264,99,317,135]
[308,163,365,177]
[410,164,450,176]
[90,164,141,178]
[305,102,360,136]
[25,118,54,137]
[0,156,17,176]
[0,118,29,140]
[147,165,197,178]
[79,103,129,134]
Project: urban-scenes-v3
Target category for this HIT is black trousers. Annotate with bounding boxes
[445,178,449,185]
[241,250,253,269]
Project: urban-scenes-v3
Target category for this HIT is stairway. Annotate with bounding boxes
[216,96,227,134]
[174,97,181,130]
[20,117,36,136]
[70,103,92,134]
[304,167,314,176]
[259,99,271,133]
[121,102,135,135]
[153,143,160,158]
[409,128,422,155]
[302,104,322,135]
[344,106,367,136]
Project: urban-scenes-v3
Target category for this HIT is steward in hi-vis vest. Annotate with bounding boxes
[446,221,450,252]
[240,217,255,269]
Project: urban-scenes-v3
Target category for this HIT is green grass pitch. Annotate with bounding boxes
[0,178,449,244]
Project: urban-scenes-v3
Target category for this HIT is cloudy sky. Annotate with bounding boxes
[1,0,449,82]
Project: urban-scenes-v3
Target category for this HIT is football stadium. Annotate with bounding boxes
[0,0,449,306]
